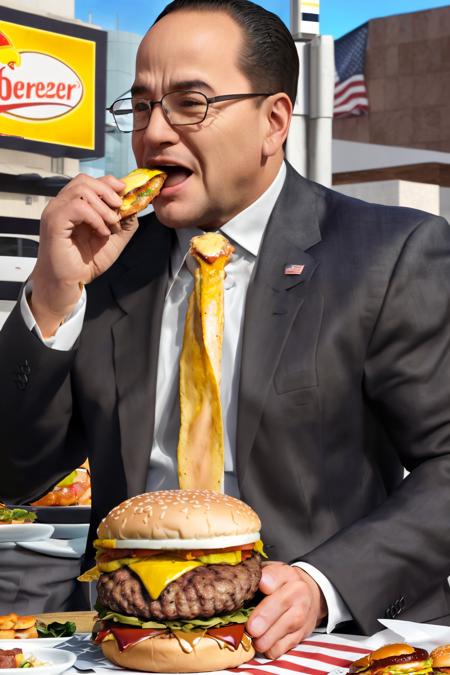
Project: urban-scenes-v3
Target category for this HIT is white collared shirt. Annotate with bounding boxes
[20,162,350,631]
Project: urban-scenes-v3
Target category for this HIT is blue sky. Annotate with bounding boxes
[75,0,450,38]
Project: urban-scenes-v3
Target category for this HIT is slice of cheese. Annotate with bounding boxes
[121,168,164,193]
[196,551,242,565]
[127,557,203,600]
[94,538,116,549]
[78,565,100,582]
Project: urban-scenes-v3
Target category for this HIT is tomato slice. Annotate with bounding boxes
[95,626,165,652]
[97,549,162,562]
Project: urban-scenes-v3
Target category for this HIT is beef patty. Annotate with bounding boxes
[97,553,261,621]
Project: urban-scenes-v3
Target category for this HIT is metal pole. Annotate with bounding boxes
[287,1,317,176]
[286,41,309,177]
[308,35,335,187]
[287,0,334,186]
[290,0,301,38]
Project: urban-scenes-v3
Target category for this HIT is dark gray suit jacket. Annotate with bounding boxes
[1,164,449,634]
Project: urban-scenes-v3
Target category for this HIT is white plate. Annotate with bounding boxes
[16,537,86,559]
[0,637,73,648]
[49,523,89,539]
[0,646,75,674]
[0,523,54,543]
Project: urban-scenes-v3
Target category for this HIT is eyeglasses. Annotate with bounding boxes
[106,90,274,132]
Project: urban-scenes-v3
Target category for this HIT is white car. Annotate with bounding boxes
[0,233,39,330]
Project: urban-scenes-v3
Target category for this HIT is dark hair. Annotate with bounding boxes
[154,0,299,106]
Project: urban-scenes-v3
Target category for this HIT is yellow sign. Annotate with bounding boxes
[0,20,96,151]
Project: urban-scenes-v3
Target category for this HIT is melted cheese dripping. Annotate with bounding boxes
[177,233,234,492]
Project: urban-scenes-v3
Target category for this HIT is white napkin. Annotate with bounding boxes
[376,619,450,652]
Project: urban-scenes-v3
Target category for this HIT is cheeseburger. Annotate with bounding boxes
[82,490,265,672]
[118,168,167,219]
[431,646,450,674]
[349,644,432,675]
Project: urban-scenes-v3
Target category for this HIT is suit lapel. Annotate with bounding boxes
[236,166,321,484]
[110,217,172,497]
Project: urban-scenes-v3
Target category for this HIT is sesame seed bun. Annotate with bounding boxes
[97,489,261,547]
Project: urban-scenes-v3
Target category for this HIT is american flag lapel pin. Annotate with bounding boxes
[284,264,305,276]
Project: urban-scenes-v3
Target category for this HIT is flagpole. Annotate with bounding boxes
[287,1,334,187]
[308,34,334,187]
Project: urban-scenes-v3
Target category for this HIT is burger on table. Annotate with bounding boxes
[431,646,450,674]
[80,489,266,672]
[348,644,434,675]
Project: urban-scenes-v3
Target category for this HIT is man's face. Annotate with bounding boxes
[132,10,277,229]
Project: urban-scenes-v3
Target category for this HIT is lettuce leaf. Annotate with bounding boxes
[96,605,255,633]
[37,620,76,637]
[0,508,36,522]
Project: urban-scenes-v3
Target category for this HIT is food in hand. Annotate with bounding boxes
[0,614,38,640]
[31,460,91,506]
[431,646,450,674]
[349,644,432,675]
[118,168,167,218]
[80,489,265,672]
[177,232,234,491]
[0,504,36,524]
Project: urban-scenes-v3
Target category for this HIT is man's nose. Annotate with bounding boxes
[142,103,180,146]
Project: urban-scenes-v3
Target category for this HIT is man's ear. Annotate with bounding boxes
[262,93,292,158]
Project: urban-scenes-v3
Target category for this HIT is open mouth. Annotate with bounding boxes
[155,165,193,189]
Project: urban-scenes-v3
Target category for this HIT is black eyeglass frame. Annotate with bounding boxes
[106,90,275,132]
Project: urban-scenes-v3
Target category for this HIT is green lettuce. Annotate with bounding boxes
[0,507,36,522]
[96,605,255,633]
[37,620,76,638]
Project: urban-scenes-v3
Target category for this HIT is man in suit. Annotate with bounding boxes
[1,0,450,655]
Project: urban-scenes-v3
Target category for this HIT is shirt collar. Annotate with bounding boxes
[173,161,286,275]
[221,161,286,257]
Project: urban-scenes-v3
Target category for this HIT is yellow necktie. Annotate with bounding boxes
[177,232,234,491]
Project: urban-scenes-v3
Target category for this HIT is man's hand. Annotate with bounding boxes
[29,173,133,337]
[246,562,327,659]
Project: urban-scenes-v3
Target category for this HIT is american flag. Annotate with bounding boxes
[334,23,369,118]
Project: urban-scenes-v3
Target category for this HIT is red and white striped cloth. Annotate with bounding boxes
[233,634,371,675]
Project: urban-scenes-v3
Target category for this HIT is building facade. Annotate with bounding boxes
[333,6,450,152]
